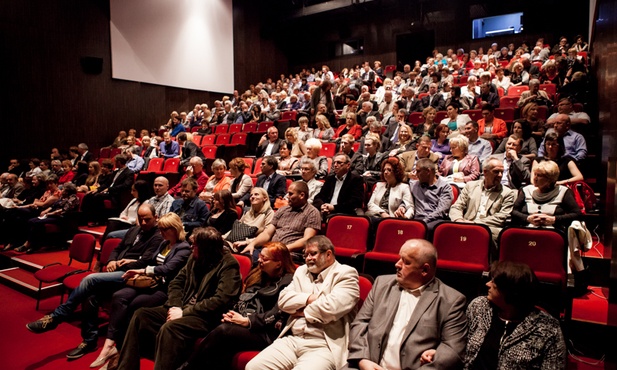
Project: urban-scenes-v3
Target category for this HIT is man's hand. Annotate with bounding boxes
[320,203,334,215]
[358,359,385,370]
[167,307,183,322]
[106,260,118,272]
[240,243,254,256]
[222,310,250,327]
[421,349,436,365]
[394,207,406,218]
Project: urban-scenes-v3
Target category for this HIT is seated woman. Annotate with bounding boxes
[532,132,583,186]
[196,119,212,135]
[414,106,439,138]
[462,261,566,369]
[227,187,274,253]
[512,160,582,232]
[518,102,546,147]
[58,160,75,185]
[276,141,299,176]
[295,116,313,143]
[284,128,306,158]
[75,161,103,193]
[494,120,538,160]
[438,136,481,183]
[88,213,191,369]
[205,189,238,235]
[250,104,262,123]
[334,112,363,141]
[365,157,414,221]
[431,124,451,159]
[181,242,296,370]
[294,138,329,179]
[441,102,471,136]
[312,114,335,142]
[102,180,153,242]
[7,175,62,252]
[14,183,80,254]
[228,157,253,207]
[385,123,414,156]
[72,161,92,190]
[199,158,232,204]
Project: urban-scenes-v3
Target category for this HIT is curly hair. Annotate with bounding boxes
[381,156,406,184]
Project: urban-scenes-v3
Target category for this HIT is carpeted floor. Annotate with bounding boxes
[0,284,107,370]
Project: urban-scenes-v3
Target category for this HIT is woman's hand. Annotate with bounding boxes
[221,310,250,327]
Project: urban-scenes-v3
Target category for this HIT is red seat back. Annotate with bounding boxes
[69,234,97,264]
[281,111,297,121]
[257,121,274,133]
[201,145,218,159]
[243,122,257,133]
[463,109,483,122]
[100,238,122,269]
[229,123,243,134]
[499,96,519,109]
[200,134,216,146]
[326,215,370,255]
[143,158,164,172]
[508,85,529,97]
[232,253,253,282]
[407,112,424,126]
[192,134,203,146]
[230,133,247,145]
[214,124,229,134]
[494,107,516,123]
[215,133,231,145]
[320,142,337,157]
[498,227,567,286]
[433,222,491,274]
[162,158,180,173]
[372,219,427,255]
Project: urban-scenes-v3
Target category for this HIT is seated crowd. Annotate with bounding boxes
[0,36,592,369]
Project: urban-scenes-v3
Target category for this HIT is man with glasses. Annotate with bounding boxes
[26,204,164,359]
[313,154,364,219]
[399,135,440,181]
[382,108,408,148]
[547,96,590,127]
[539,113,587,162]
[298,159,323,204]
[409,158,453,232]
[246,235,359,370]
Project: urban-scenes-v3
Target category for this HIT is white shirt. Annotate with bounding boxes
[331,173,347,206]
[380,285,424,370]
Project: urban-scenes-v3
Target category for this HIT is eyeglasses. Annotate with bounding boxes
[303,250,323,259]
[258,254,273,262]
[333,160,348,165]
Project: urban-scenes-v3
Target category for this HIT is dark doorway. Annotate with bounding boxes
[396,30,435,72]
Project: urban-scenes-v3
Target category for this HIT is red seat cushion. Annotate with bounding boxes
[232,351,260,370]
[34,265,79,283]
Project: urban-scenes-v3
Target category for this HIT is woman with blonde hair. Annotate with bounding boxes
[227,187,274,251]
[86,212,192,369]
[439,135,480,183]
[312,114,334,142]
[229,157,253,206]
[200,158,232,203]
[284,127,307,158]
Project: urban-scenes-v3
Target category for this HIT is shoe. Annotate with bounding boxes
[2,243,14,251]
[14,245,27,253]
[26,315,59,333]
[66,341,97,360]
[100,353,119,370]
[90,346,118,368]
[25,247,36,254]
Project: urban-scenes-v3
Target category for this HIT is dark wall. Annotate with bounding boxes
[0,0,286,165]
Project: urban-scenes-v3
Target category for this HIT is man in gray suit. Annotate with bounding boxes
[347,239,467,370]
[449,157,516,243]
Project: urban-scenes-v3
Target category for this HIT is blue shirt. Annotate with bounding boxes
[159,141,180,158]
[537,129,587,162]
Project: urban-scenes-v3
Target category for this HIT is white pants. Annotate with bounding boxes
[246,336,336,370]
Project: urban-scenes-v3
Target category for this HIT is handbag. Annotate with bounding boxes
[125,275,161,289]
[226,220,258,243]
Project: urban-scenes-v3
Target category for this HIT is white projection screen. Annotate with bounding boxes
[110,0,234,93]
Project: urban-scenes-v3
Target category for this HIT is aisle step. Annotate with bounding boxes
[0,267,62,299]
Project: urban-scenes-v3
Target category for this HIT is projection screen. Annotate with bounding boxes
[110,0,234,93]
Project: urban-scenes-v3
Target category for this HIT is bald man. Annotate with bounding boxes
[348,239,467,370]
[148,176,175,217]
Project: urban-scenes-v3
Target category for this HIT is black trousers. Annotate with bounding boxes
[117,306,212,370]
[185,323,270,370]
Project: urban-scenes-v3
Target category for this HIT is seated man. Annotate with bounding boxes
[246,235,359,370]
[463,121,493,167]
[420,83,446,111]
[169,178,209,235]
[494,135,532,189]
[546,96,591,127]
[168,157,209,197]
[298,158,323,204]
[241,156,286,208]
[475,82,500,109]
[159,132,180,159]
[449,157,516,243]
[517,78,553,108]
[256,127,285,157]
[347,239,467,370]
[116,227,242,370]
[177,132,206,167]
[1,173,23,200]
[148,176,175,218]
[410,158,453,231]
[313,154,364,219]
[26,204,164,359]
[124,147,144,172]
[539,113,587,162]
[241,181,321,260]
[356,101,381,128]
[399,135,440,181]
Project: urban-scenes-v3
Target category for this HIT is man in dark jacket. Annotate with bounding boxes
[116,227,242,370]
[313,153,364,219]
